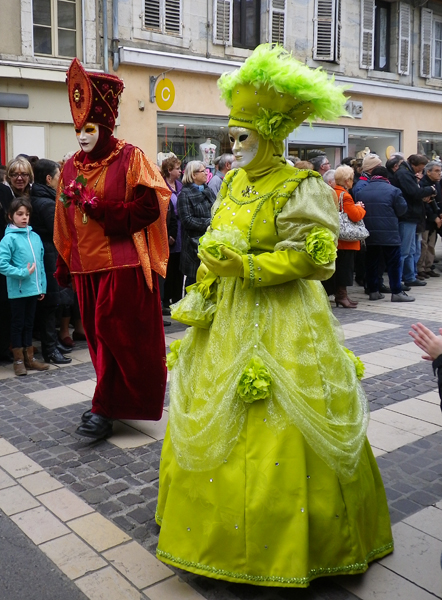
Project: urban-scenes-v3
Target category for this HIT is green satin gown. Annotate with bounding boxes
[156,167,393,587]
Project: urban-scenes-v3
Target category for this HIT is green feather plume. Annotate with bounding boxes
[218,44,347,123]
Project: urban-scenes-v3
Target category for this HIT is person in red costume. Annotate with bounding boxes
[54,58,171,440]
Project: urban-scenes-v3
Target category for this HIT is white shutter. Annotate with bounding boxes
[313,0,336,61]
[145,0,161,30]
[398,3,411,75]
[213,0,233,45]
[165,0,181,34]
[270,0,286,46]
[421,7,433,78]
[335,0,341,62]
[360,0,374,69]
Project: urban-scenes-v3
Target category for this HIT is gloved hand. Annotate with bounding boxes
[54,257,71,288]
[198,246,244,278]
[82,201,106,221]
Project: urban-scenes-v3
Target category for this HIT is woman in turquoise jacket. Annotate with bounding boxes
[0,197,48,375]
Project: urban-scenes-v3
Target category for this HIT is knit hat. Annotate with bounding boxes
[362,154,382,172]
[67,58,124,132]
[218,44,347,142]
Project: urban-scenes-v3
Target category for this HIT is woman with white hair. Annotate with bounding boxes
[178,161,216,286]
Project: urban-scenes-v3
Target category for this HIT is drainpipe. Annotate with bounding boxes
[112,0,120,71]
[102,0,109,73]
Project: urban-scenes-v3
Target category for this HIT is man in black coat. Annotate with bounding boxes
[393,154,435,287]
[357,166,414,302]
[418,161,442,279]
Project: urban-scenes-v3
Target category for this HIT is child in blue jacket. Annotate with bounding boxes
[0,197,49,375]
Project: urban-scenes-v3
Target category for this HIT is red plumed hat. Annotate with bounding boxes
[67,58,124,132]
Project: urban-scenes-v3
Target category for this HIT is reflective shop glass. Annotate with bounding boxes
[157,114,230,167]
[347,128,400,161]
[418,132,442,160]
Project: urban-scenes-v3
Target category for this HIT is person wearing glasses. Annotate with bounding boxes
[178,161,216,287]
[0,157,34,212]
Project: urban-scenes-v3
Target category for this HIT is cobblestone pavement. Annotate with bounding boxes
[0,277,442,599]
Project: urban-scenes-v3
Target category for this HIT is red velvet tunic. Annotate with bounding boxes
[54,141,171,420]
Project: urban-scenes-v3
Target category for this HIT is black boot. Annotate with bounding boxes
[75,413,113,440]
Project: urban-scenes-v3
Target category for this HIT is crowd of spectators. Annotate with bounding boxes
[301,149,442,306]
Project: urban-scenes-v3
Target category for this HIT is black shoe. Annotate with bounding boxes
[404,279,427,287]
[163,320,171,326]
[43,348,72,364]
[56,342,73,354]
[355,278,365,287]
[81,409,93,423]
[379,284,391,293]
[401,283,411,292]
[427,270,440,277]
[75,413,113,440]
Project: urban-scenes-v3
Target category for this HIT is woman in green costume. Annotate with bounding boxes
[156,45,393,587]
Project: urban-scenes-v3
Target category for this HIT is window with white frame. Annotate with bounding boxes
[360,0,409,75]
[420,8,442,79]
[313,0,341,62]
[33,0,81,58]
[213,0,261,49]
[144,0,181,35]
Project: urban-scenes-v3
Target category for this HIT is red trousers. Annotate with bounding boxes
[74,268,166,420]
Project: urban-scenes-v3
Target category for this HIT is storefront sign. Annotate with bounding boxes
[156,79,175,111]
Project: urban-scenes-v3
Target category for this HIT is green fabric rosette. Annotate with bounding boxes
[166,340,182,371]
[343,347,365,380]
[253,108,296,142]
[199,225,250,261]
[305,226,337,265]
[237,357,273,403]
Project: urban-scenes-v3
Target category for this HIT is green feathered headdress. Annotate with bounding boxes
[218,44,348,141]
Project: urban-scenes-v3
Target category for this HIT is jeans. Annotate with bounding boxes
[414,233,422,280]
[399,222,417,283]
[365,245,402,294]
[10,296,38,348]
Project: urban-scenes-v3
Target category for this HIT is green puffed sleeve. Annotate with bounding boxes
[242,176,339,288]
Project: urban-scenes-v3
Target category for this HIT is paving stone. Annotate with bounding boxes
[119,493,142,506]
[80,488,111,504]
[106,482,129,494]
[127,507,154,524]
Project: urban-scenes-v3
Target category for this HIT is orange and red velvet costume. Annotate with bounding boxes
[54,59,171,421]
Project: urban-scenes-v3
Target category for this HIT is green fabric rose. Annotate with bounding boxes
[237,357,272,403]
[305,226,337,265]
[166,339,182,371]
[199,225,250,260]
[253,108,296,141]
[343,347,365,380]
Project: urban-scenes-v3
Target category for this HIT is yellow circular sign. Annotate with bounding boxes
[156,78,175,110]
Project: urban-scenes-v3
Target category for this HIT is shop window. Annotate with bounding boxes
[33,0,81,58]
[213,0,261,49]
[157,114,230,169]
[313,0,341,62]
[418,132,442,160]
[144,0,181,35]
[348,127,401,162]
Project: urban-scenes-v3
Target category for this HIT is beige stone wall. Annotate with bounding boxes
[0,1,22,56]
